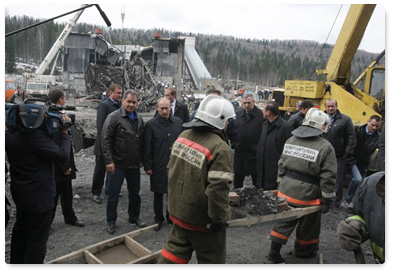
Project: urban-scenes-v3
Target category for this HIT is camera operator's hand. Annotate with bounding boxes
[106,163,115,175]
[64,168,72,176]
[59,114,72,134]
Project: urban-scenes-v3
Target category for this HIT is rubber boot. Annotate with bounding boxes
[268,241,285,263]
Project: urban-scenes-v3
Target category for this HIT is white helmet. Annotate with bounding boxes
[303,108,330,133]
[195,95,235,130]
[292,108,330,137]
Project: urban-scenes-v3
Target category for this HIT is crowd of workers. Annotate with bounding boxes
[5,85,385,264]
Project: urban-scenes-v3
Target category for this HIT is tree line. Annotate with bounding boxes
[5,14,381,87]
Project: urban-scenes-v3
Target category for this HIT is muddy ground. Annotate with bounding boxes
[4,141,376,265]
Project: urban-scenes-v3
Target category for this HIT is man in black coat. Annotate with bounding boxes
[346,115,381,203]
[48,89,84,227]
[6,118,71,263]
[324,99,356,209]
[233,93,263,188]
[91,84,123,204]
[164,87,190,123]
[287,100,314,129]
[143,98,183,231]
[256,101,293,190]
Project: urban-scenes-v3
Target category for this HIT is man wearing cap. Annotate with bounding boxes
[267,108,337,263]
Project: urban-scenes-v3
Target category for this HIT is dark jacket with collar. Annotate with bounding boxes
[174,100,190,123]
[101,107,144,169]
[5,128,70,213]
[352,124,381,172]
[288,111,305,129]
[324,109,356,158]
[94,97,121,156]
[256,116,293,190]
[233,105,264,175]
[143,114,183,193]
[52,129,77,181]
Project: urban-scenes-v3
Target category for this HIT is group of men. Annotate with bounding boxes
[232,94,384,263]
[5,83,384,264]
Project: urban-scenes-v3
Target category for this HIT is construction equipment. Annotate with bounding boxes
[5,78,18,101]
[20,4,111,97]
[279,4,384,125]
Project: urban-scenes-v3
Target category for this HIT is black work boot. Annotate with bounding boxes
[268,241,285,264]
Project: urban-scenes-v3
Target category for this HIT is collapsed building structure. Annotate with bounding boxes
[63,30,222,111]
[62,30,223,150]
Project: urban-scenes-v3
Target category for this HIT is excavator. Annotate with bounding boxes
[277,4,384,125]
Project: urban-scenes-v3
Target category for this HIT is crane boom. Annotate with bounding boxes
[316,4,376,85]
[35,4,88,76]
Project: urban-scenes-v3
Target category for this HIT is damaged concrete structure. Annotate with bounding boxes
[63,31,223,102]
[62,31,223,150]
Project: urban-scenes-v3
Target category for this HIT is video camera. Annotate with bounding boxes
[5,95,75,135]
[45,102,75,128]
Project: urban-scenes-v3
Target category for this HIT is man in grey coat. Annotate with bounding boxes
[143,98,183,231]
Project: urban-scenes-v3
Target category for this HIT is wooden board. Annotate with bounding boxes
[47,224,159,264]
[228,206,322,228]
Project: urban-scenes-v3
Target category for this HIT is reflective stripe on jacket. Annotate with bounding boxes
[277,135,337,207]
[167,127,233,227]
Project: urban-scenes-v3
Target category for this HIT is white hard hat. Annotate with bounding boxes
[195,95,235,130]
[303,108,330,133]
[292,108,330,137]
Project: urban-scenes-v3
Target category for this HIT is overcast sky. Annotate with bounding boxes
[4,1,387,54]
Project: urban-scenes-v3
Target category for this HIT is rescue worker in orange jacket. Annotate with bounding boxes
[157,95,235,264]
[268,108,337,263]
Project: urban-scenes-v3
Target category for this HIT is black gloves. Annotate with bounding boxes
[208,222,229,232]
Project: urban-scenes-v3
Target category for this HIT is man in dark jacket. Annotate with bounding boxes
[324,99,356,209]
[164,87,190,123]
[91,84,122,204]
[256,101,293,190]
[48,89,84,227]
[346,115,381,203]
[143,98,183,231]
[287,100,314,129]
[101,90,147,235]
[6,117,71,263]
[233,93,263,188]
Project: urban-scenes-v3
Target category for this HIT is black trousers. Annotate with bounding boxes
[52,179,77,224]
[91,155,107,196]
[10,208,53,264]
[334,157,347,207]
[154,192,169,223]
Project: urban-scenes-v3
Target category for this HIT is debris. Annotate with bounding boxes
[232,187,288,216]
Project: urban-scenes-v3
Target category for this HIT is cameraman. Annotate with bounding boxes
[5,95,71,263]
[48,89,84,228]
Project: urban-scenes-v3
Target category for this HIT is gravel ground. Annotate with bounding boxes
[5,146,377,265]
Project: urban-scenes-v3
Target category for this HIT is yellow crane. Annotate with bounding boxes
[281,4,384,125]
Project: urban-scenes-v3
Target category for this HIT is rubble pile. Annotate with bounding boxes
[85,54,159,113]
[234,187,286,216]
